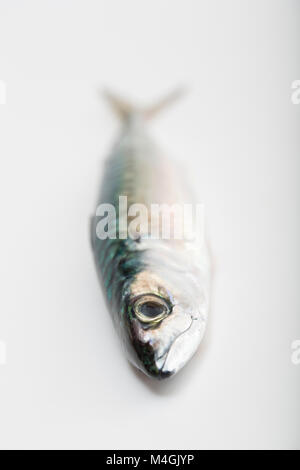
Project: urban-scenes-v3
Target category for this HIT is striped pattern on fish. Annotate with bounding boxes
[92,90,211,379]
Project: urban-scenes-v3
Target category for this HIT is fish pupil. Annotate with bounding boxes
[139,301,164,318]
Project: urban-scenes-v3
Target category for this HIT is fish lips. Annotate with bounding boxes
[130,315,206,379]
[156,316,206,378]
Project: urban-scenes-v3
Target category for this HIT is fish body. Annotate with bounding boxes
[92,91,211,379]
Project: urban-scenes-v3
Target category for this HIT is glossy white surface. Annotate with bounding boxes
[0,0,299,450]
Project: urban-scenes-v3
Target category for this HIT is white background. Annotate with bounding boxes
[0,0,299,450]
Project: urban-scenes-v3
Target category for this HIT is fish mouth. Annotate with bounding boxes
[152,369,174,380]
[131,336,177,380]
[131,315,206,380]
[153,316,205,378]
[134,321,195,380]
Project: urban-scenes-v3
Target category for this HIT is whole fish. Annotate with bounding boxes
[92,90,211,379]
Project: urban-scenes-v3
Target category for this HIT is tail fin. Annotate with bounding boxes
[103,87,185,121]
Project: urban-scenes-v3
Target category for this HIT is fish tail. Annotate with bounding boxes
[103,87,185,121]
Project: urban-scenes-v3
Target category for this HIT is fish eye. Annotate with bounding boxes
[132,294,171,324]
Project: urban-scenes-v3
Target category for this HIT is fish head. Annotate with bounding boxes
[124,263,209,379]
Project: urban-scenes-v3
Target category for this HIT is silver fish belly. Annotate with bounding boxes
[92,91,211,379]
